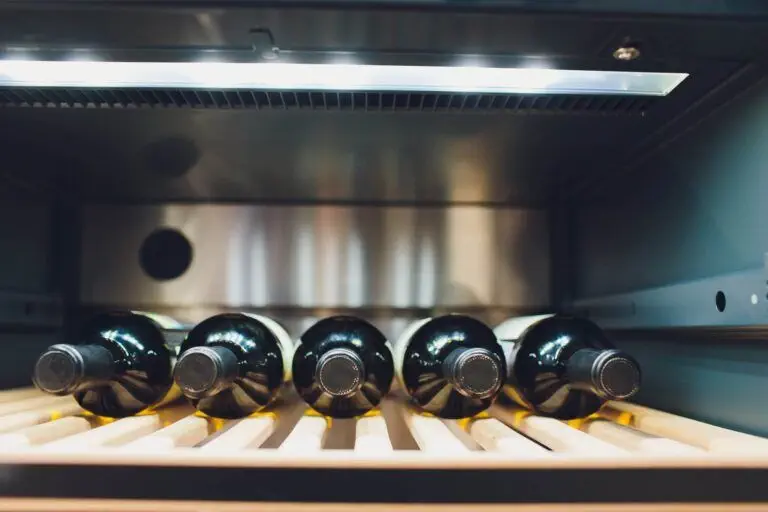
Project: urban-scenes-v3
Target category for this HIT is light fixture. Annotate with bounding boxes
[0,60,688,95]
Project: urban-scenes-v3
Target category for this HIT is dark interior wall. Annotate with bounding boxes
[0,333,57,389]
[616,334,768,437]
[0,200,51,292]
[573,72,768,435]
[574,76,768,299]
[0,199,61,389]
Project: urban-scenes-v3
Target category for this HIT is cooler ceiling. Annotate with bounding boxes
[0,3,765,204]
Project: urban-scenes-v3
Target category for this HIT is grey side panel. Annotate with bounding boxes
[80,205,550,311]
[574,78,768,324]
[574,269,768,328]
[616,335,768,438]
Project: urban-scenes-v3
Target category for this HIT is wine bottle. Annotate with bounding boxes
[495,314,641,419]
[32,311,188,418]
[395,314,505,419]
[173,313,293,419]
[292,316,393,418]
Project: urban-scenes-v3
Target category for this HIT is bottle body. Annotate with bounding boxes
[174,313,293,419]
[495,315,641,419]
[395,314,505,419]
[292,316,393,418]
[33,311,186,418]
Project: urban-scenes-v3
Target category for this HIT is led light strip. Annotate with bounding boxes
[0,60,688,95]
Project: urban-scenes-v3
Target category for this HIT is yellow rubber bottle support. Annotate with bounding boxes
[90,415,117,427]
[210,417,227,432]
[149,384,183,411]
[616,411,633,426]
[191,411,228,432]
[411,408,435,418]
[511,409,531,428]
[457,411,491,432]
[502,387,530,409]
[248,411,278,421]
[304,408,333,428]
[567,412,601,430]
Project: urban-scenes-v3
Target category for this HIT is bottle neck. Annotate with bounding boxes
[33,344,115,395]
[442,347,503,399]
[565,348,641,400]
[315,348,364,397]
[174,346,239,399]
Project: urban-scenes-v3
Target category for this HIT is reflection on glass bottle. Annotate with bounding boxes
[292,316,393,418]
[173,313,293,419]
[395,314,505,419]
[495,314,641,419]
[33,311,188,418]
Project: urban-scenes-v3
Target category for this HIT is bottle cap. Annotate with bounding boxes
[592,350,641,400]
[174,346,239,399]
[33,345,84,395]
[448,348,503,399]
[315,348,364,397]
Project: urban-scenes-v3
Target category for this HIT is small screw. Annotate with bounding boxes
[613,45,641,61]
[250,27,280,61]
[260,46,280,60]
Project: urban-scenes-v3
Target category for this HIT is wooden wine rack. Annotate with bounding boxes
[0,387,765,510]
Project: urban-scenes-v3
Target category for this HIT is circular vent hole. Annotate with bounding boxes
[139,228,193,281]
[715,291,726,312]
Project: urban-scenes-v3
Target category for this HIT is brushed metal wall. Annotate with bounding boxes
[0,108,627,204]
[80,205,549,316]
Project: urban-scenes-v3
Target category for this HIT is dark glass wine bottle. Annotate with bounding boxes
[395,314,505,419]
[292,316,393,418]
[173,313,293,419]
[495,315,641,419]
[32,311,188,418]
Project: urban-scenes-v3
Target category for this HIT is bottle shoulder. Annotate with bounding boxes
[299,316,389,352]
[404,314,500,356]
[516,316,613,352]
[181,313,282,355]
[83,312,172,356]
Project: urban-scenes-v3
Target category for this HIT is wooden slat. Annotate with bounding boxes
[378,396,420,450]
[0,395,75,416]
[582,419,705,456]
[469,418,550,456]
[279,417,327,452]
[492,406,628,456]
[124,415,209,451]
[42,415,162,450]
[0,417,91,449]
[201,417,275,452]
[607,402,768,453]
[1,443,767,467]
[441,420,482,450]
[0,388,45,404]
[402,409,469,453]
[355,416,392,454]
[0,402,83,434]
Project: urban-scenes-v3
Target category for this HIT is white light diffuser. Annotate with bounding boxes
[0,60,688,95]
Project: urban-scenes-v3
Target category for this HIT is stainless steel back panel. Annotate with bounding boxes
[80,205,549,316]
[0,108,632,205]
